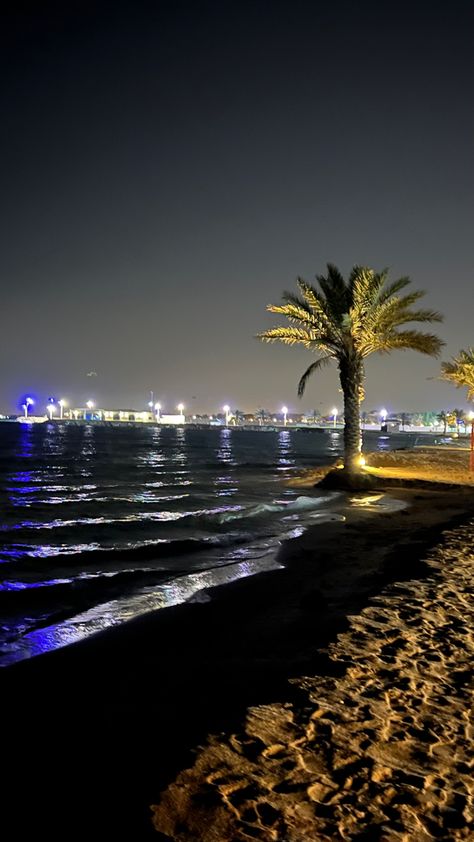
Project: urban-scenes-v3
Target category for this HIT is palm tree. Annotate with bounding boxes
[437,411,448,434]
[258,264,444,478]
[441,348,474,400]
[453,408,466,431]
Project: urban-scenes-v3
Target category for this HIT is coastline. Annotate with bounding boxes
[2,480,474,839]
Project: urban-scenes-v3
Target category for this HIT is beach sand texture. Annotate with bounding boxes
[154,521,474,842]
[152,509,474,840]
[2,452,474,840]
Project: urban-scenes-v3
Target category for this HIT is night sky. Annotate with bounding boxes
[1,0,473,415]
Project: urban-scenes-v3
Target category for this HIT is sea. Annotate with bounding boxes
[0,423,432,666]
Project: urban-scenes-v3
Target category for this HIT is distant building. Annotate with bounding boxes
[68,408,186,424]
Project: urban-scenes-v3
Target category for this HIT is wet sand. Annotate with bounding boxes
[1,481,474,840]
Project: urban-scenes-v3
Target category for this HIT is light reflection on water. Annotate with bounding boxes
[0,424,424,664]
[2,555,283,665]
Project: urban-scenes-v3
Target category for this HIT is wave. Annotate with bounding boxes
[210,493,339,523]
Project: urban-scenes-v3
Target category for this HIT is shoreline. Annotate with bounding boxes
[2,480,474,838]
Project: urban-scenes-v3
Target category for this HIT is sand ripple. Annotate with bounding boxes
[152,519,474,841]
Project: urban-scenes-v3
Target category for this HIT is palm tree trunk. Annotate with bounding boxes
[339,359,362,472]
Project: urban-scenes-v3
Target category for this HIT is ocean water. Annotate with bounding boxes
[0,423,425,665]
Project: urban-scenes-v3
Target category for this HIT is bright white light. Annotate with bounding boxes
[23,397,34,418]
[223,404,230,413]
[177,403,184,412]
[148,401,154,408]
[47,404,56,419]
[380,407,388,421]
[281,406,288,414]
[469,411,474,421]
[58,399,66,407]
[86,401,94,410]
[155,402,161,411]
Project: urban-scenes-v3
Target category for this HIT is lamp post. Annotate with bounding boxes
[155,402,161,422]
[23,397,34,418]
[332,407,338,428]
[177,403,185,423]
[47,403,56,421]
[281,405,288,427]
[223,404,230,426]
[58,399,66,419]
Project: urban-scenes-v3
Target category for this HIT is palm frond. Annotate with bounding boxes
[316,264,348,321]
[267,303,319,327]
[377,330,444,356]
[297,356,333,397]
[441,348,474,399]
[257,327,332,352]
[377,276,412,303]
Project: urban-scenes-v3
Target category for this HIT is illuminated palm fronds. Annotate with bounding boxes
[258,264,444,472]
[441,348,474,401]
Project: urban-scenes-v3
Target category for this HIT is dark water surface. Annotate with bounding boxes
[0,423,427,664]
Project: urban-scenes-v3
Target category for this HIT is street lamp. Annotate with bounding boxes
[281,405,288,427]
[177,403,185,422]
[380,408,388,422]
[332,407,338,428]
[86,400,94,418]
[155,402,161,422]
[47,403,56,421]
[223,404,230,426]
[22,397,34,418]
[58,399,66,419]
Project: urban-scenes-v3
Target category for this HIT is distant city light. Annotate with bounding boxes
[47,403,56,420]
[22,397,34,418]
[380,407,388,421]
[86,401,94,410]
[332,407,338,428]
[177,403,185,421]
[281,406,288,426]
[223,404,231,426]
[58,399,66,419]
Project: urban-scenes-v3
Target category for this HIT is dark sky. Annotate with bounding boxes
[1,0,473,415]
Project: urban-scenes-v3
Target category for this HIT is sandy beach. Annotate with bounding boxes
[2,451,474,840]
